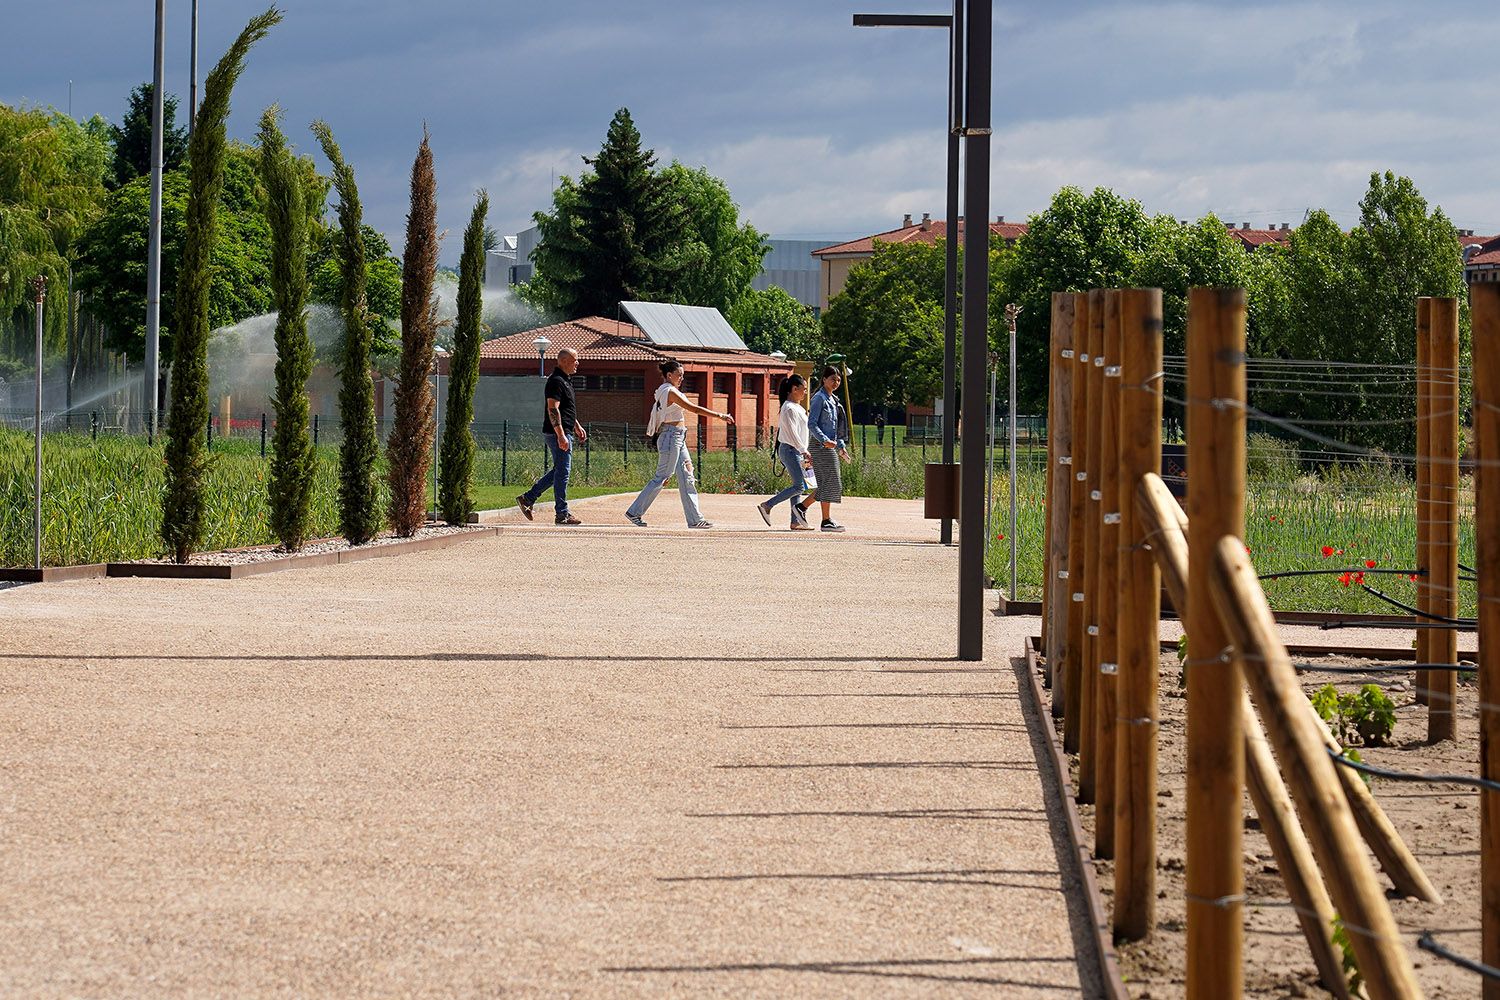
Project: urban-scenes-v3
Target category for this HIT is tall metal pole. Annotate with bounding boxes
[1007,302,1020,601]
[956,0,991,661]
[144,0,166,436]
[941,0,963,547]
[33,275,47,570]
[985,353,997,555]
[188,0,199,137]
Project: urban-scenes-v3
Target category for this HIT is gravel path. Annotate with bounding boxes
[0,496,1091,998]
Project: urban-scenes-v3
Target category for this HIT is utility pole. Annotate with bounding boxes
[144,0,166,436]
[941,0,963,547]
[189,0,199,137]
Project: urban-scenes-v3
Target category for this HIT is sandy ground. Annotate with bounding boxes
[0,495,1096,998]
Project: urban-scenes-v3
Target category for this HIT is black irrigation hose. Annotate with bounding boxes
[1292,662,1473,674]
[1318,620,1470,631]
[1418,933,1500,981]
[1256,568,1425,581]
[1460,561,1478,575]
[1358,585,1474,625]
[1325,746,1500,794]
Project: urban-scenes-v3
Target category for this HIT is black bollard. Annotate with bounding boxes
[260,413,267,457]
[313,414,319,446]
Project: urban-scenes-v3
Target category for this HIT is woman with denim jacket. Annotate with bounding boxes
[802,365,852,532]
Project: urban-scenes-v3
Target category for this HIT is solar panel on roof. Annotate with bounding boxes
[620,301,748,351]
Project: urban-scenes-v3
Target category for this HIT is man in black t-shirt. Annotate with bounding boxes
[516,348,588,524]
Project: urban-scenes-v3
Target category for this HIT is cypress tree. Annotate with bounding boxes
[387,129,438,537]
[528,107,686,317]
[311,120,381,545]
[257,105,315,551]
[161,7,281,563]
[439,190,488,525]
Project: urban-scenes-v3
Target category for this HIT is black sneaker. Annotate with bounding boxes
[625,512,647,527]
[516,495,534,521]
[556,514,582,526]
[820,520,846,533]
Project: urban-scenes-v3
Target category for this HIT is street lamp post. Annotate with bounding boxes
[144,0,166,435]
[32,275,46,570]
[852,9,958,547]
[533,335,550,377]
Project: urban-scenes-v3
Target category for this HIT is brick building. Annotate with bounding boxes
[474,314,795,448]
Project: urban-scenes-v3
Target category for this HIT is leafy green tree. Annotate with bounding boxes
[822,239,949,408]
[660,162,767,314]
[0,106,110,354]
[440,191,488,525]
[387,130,439,537]
[162,6,281,564]
[74,141,327,362]
[258,104,315,551]
[526,108,688,317]
[109,83,188,188]
[312,120,382,545]
[728,286,825,360]
[308,222,401,365]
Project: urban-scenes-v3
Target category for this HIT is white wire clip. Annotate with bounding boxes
[1090,490,1102,501]
[1059,456,1072,465]
[1076,472,1088,481]
[1072,593,1084,602]
[1105,365,1122,377]
[1057,570,1069,580]
[1061,349,1075,359]
[1087,625,1100,636]
[1101,662,1118,675]
[1078,353,1090,363]
[1094,356,1106,367]
[1103,512,1121,524]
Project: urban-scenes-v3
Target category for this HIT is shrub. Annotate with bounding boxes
[1311,682,1396,747]
[439,190,487,525]
[1246,432,1300,481]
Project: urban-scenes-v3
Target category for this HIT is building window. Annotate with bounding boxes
[713,374,731,394]
[681,373,701,393]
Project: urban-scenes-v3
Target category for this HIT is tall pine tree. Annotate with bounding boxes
[439,190,488,525]
[387,129,439,537]
[258,104,316,551]
[527,108,685,317]
[109,83,189,188]
[311,120,381,545]
[161,7,280,564]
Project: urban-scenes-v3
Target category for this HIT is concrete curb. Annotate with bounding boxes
[1019,636,1130,1000]
[104,527,501,580]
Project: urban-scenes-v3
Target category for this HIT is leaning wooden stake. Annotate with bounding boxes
[1428,296,1460,742]
[1045,292,1077,705]
[1209,537,1423,1000]
[1112,287,1163,942]
[1139,474,1440,904]
[1472,281,1500,999]
[1078,288,1107,804]
[1064,292,1091,752]
[1095,290,1123,856]
[1185,288,1247,999]
[1416,298,1433,705]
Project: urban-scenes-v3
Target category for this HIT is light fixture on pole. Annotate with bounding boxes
[533,335,550,377]
[853,8,958,548]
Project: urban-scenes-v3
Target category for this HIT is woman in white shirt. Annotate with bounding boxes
[755,374,814,530]
[625,360,735,528]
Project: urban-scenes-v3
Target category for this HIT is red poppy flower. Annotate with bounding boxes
[1365,559,1377,569]
[1354,571,1365,585]
[1321,546,1334,558]
[996,533,1005,540]
[1410,574,1419,582]
[1339,572,1352,587]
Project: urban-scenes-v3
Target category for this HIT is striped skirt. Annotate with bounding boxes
[807,445,844,503]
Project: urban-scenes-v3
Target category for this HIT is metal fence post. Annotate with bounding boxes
[501,420,508,485]
[206,415,212,449]
[313,414,319,446]
[260,412,267,457]
[586,421,592,483]
[862,423,868,459]
[624,422,630,468]
[696,426,702,472]
[732,422,738,472]
[91,410,98,441]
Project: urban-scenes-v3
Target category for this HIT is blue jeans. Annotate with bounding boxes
[766,443,809,523]
[626,425,704,524]
[524,433,572,520]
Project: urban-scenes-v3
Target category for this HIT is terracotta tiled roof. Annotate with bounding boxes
[1460,233,1496,248]
[1469,248,1500,267]
[1225,226,1292,250]
[812,218,1028,257]
[479,317,794,369]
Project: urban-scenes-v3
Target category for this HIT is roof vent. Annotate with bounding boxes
[996,214,1005,224]
[1280,223,1290,231]
[902,213,913,228]
[1241,222,1251,230]
[920,212,931,231]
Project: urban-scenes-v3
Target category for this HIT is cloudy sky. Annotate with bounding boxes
[6,2,1496,262]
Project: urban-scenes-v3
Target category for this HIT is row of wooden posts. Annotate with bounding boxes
[1038,286,1500,999]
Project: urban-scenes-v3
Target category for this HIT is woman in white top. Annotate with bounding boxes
[625,360,735,528]
[755,374,814,530]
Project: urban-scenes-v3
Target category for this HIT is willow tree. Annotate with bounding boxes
[257,105,315,550]
[311,120,381,545]
[161,7,280,563]
[387,129,438,537]
[439,190,488,525]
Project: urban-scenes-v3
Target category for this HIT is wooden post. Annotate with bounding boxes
[1046,293,1077,708]
[1141,473,1440,904]
[1078,288,1106,804]
[1208,537,1423,1000]
[1472,281,1500,998]
[1064,292,1091,753]
[1429,296,1460,742]
[1416,298,1432,705]
[1243,692,1351,1000]
[1185,287,1246,999]
[1095,290,1123,856]
[1113,287,1163,941]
